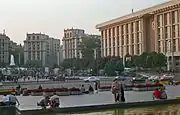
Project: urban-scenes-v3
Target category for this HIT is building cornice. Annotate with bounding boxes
[96,0,180,29]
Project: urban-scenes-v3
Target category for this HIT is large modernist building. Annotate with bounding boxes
[96,0,180,70]
[24,33,61,66]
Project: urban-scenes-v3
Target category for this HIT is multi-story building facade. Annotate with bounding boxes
[0,34,10,65]
[62,28,85,59]
[96,0,180,70]
[24,33,61,66]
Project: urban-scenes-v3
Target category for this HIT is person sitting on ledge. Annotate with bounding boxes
[2,93,10,106]
[9,92,20,106]
[160,88,167,99]
[37,95,50,109]
[50,93,60,108]
[152,88,161,100]
[88,84,94,93]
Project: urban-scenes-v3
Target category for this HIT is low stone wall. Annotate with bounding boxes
[0,106,20,115]
[20,99,180,115]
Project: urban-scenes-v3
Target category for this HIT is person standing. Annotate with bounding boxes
[120,84,125,102]
[111,79,121,102]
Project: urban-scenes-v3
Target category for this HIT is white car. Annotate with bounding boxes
[84,77,100,82]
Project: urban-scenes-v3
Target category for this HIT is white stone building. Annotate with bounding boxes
[24,33,61,66]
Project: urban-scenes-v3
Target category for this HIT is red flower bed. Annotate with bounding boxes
[54,88,69,92]
[28,89,43,93]
[43,88,56,93]
[135,84,163,88]
[69,87,80,91]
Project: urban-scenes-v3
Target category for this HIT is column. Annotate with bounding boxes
[107,29,110,56]
[111,27,113,56]
[114,26,118,56]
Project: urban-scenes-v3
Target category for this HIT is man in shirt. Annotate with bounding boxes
[2,94,10,106]
[50,93,60,108]
[9,93,20,106]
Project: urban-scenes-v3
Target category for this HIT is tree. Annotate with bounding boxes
[79,36,101,69]
[115,59,124,75]
[104,60,117,76]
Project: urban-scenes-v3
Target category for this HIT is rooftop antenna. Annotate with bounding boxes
[3,29,6,35]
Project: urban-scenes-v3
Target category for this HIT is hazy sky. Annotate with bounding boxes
[0,0,168,44]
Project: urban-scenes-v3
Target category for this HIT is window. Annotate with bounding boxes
[121,25,124,35]
[126,24,128,34]
[28,36,31,40]
[157,15,161,26]
[117,36,119,46]
[164,13,167,25]
[136,21,139,31]
[122,36,124,45]
[157,28,161,40]
[32,36,35,40]
[173,39,176,52]
[132,45,134,55]
[137,33,139,43]
[112,27,115,37]
[158,41,161,52]
[132,34,134,44]
[131,22,134,33]
[165,27,168,38]
[172,11,175,24]
[172,25,175,38]
[105,29,107,38]
[117,26,119,36]
[37,36,39,40]
[109,28,111,38]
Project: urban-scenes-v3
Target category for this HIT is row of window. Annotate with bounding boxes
[27,36,40,40]
[101,21,141,38]
[157,10,180,27]
[103,44,141,57]
[157,24,180,40]
[157,38,180,52]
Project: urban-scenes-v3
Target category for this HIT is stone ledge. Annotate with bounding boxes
[20,99,180,115]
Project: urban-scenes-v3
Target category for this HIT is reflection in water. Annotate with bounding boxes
[45,104,180,115]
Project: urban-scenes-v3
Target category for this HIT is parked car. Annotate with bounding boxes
[84,76,100,82]
[115,76,131,81]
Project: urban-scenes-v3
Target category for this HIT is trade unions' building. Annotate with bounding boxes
[96,0,180,70]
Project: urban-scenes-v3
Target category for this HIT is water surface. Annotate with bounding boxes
[42,104,180,115]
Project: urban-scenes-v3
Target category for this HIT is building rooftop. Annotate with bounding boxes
[96,0,180,29]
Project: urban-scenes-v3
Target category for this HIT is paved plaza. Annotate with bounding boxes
[16,85,180,110]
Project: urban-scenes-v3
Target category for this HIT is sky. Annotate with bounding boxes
[0,0,168,44]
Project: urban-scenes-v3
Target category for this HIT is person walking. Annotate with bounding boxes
[111,79,121,102]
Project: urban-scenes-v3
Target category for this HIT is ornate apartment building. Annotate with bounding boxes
[0,34,10,65]
[24,33,61,66]
[62,28,85,59]
[96,0,180,70]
